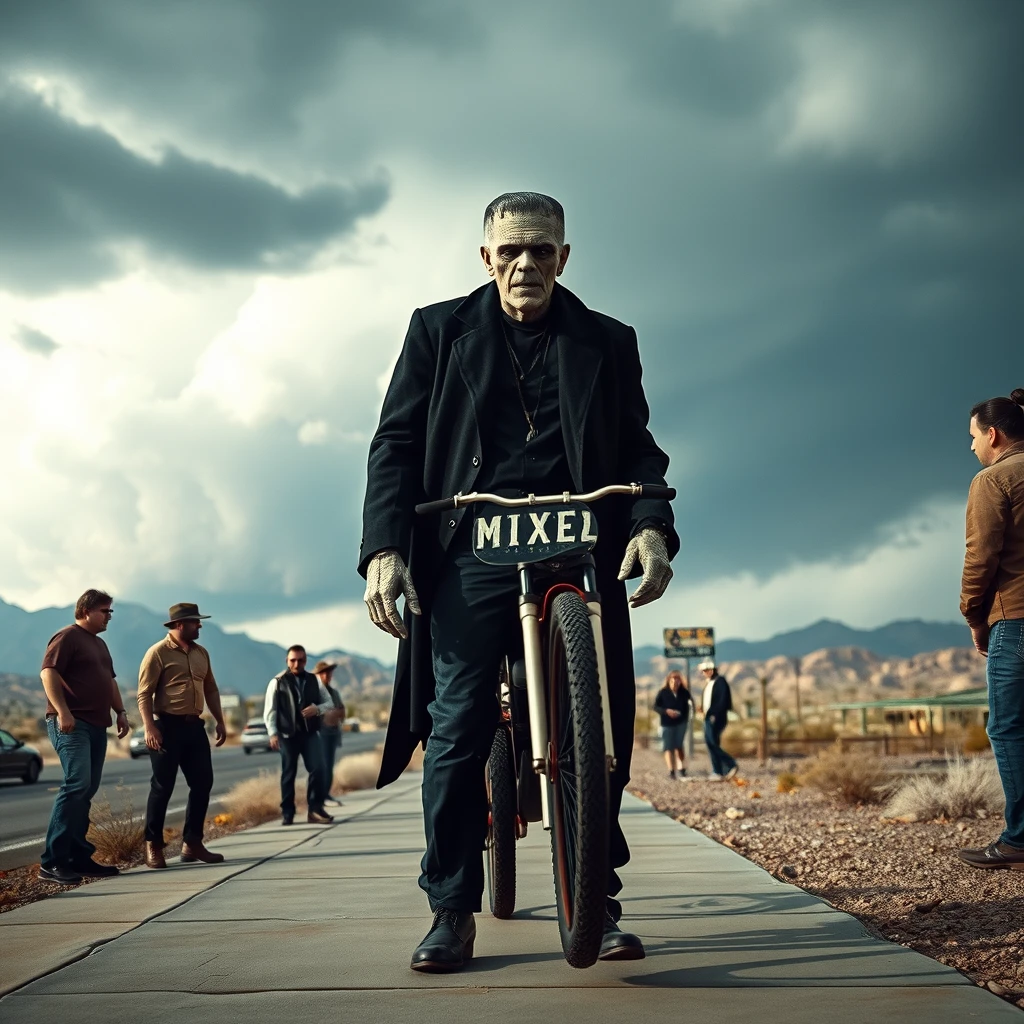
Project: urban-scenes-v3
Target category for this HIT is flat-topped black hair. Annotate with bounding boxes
[483,192,565,243]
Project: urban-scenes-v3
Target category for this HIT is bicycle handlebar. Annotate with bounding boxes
[414,483,676,515]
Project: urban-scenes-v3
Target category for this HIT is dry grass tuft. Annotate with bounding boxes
[963,724,992,754]
[799,744,894,805]
[334,750,383,793]
[221,769,281,825]
[883,755,1004,822]
[777,771,799,794]
[87,786,145,864]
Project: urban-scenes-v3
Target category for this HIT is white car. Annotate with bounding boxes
[129,728,148,758]
[241,717,273,754]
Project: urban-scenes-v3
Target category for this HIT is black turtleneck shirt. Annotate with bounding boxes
[474,299,574,501]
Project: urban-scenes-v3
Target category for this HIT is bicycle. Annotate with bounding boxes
[415,482,675,968]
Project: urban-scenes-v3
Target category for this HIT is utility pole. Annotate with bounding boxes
[758,675,769,765]
[792,655,803,725]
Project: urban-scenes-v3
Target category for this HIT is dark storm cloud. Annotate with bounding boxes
[0,87,389,291]
[0,0,480,144]
[13,324,59,355]
[2,0,1022,623]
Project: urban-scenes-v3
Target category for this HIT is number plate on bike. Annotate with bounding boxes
[472,501,598,566]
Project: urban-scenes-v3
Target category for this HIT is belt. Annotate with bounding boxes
[155,713,203,723]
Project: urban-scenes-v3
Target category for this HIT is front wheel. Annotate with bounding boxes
[485,723,517,918]
[22,759,41,784]
[547,590,609,968]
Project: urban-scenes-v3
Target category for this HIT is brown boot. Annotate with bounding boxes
[180,840,224,864]
[145,842,167,870]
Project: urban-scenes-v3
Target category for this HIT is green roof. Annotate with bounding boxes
[829,687,987,711]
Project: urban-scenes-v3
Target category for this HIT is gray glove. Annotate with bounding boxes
[617,528,673,608]
[364,549,422,640]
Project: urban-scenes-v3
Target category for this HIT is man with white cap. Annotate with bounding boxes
[699,658,737,781]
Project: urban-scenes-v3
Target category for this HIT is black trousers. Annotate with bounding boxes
[145,715,213,846]
[279,732,325,817]
[420,547,633,915]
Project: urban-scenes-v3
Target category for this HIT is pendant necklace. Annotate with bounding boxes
[502,326,551,443]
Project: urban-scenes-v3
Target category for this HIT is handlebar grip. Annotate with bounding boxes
[642,485,676,500]
[415,497,457,515]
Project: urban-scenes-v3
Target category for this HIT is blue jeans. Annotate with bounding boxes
[279,732,325,817]
[41,717,108,870]
[321,729,342,795]
[704,718,737,777]
[986,619,1024,849]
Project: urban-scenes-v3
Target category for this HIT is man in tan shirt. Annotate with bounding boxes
[137,603,227,869]
[958,389,1024,871]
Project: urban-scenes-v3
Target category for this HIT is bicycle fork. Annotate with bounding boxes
[518,564,616,831]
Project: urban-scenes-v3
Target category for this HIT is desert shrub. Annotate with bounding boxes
[803,720,838,742]
[335,750,383,792]
[221,769,281,825]
[87,787,145,864]
[777,771,799,794]
[799,744,894,805]
[963,725,991,754]
[883,756,1004,822]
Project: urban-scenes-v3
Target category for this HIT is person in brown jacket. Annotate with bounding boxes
[958,387,1024,871]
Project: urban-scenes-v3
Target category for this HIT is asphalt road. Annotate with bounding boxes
[0,731,381,871]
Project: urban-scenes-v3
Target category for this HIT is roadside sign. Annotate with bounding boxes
[219,694,241,709]
[663,627,715,659]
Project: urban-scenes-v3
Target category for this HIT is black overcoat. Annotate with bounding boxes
[358,281,679,787]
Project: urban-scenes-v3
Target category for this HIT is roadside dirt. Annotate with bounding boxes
[628,747,1024,1012]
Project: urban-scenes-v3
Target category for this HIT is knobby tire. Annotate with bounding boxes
[485,723,517,919]
[547,590,609,968]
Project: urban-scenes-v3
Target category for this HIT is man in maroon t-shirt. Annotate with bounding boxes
[39,589,131,884]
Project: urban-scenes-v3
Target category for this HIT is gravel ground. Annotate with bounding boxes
[628,747,1024,1013]
[0,818,242,915]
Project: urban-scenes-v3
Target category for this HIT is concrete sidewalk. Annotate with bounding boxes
[0,775,1015,1022]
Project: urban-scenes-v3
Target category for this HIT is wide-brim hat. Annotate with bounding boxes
[698,658,716,671]
[164,603,212,628]
[313,660,338,675]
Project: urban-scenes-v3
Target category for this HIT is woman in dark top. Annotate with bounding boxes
[653,671,693,779]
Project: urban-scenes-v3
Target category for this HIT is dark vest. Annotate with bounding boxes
[272,671,322,739]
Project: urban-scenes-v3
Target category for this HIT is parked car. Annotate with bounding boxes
[129,727,148,758]
[241,717,272,754]
[341,719,361,733]
[0,728,43,784]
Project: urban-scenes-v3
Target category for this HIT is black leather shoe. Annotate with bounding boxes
[38,865,83,885]
[307,809,334,824]
[410,909,476,972]
[72,859,119,878]
[282,816,294,826]
[958,841,1024,870]
[598,914,645,961]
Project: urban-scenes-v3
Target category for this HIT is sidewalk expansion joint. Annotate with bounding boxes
[0,778,422,1003]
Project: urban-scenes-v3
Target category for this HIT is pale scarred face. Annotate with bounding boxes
[480,212,569,322]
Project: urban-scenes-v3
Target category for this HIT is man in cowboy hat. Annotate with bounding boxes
[314,660,346,805]
[699,658,737,781]
[137,603,227,869]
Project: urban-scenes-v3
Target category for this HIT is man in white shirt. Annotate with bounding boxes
[699,658,737,781]
[262,645,335,825]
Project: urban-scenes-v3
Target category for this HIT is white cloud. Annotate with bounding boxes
[630,497,968,645]
[775,25,962,165]
[298,419,329,445]
[227,599,401,664]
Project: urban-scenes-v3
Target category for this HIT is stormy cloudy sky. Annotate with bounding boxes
[0,0,1020,662]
